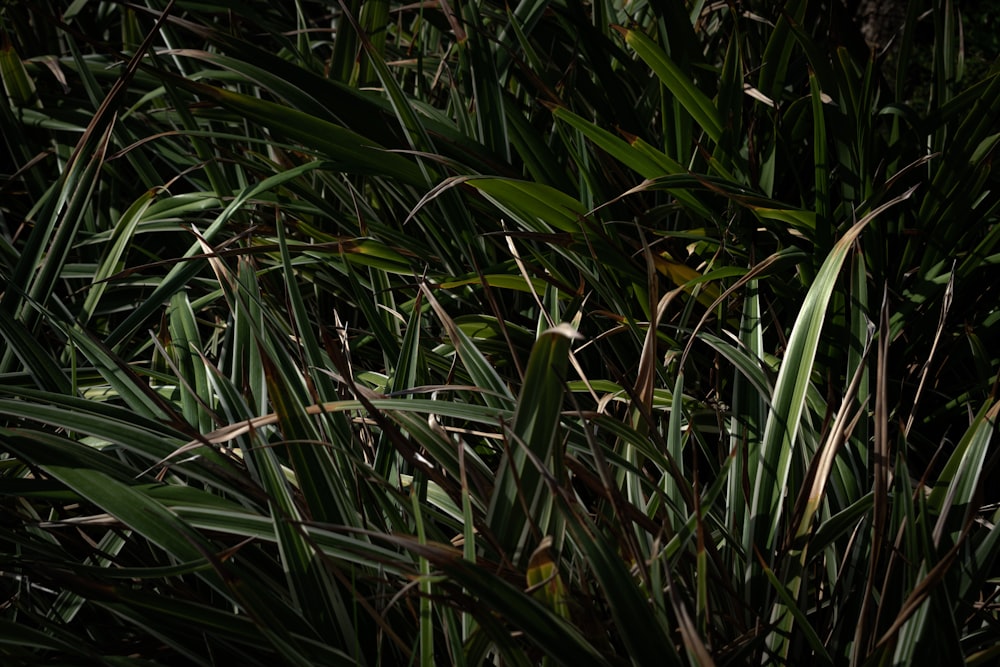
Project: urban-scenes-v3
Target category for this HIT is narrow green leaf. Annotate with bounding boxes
[757,0,808,103]
[0,38,39,107]
[929,401,999,546]
[421,284,514,411]
[36,467,224,587]
[757,555,833,664]
[488,323,579,567]
[78,188,160,327]
[186,81,427,187]
[0,306,70,393]
[616,25,723,143]
[468,178,586,233]
[748,187,917,556]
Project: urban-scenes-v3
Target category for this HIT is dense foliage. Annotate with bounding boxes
[1,1,998,664]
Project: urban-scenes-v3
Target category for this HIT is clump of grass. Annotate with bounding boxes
[1,1,998,664]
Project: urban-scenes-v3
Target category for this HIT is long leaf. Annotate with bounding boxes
[488,323,579,567]
[748,186,917,557]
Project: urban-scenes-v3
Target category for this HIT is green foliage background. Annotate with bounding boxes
[0,1,998,665]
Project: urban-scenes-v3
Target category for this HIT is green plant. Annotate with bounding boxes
[1,1,998,665]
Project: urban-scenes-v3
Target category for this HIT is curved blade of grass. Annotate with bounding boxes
[549,105,679,176]
[549,104,715,218]
[767,322,872,661]
[0,396,188,464]
[928,400,999,547]
[748,186,918,558]
[420,284,514,410]
[180,79,427,187]
[468,178,586,233]
[77,187,160,328]
[104,586,356,666]
[0,427,152,485]
[29,466,226,590]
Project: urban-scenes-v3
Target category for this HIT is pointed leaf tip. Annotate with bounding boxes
[542,323,583,341]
